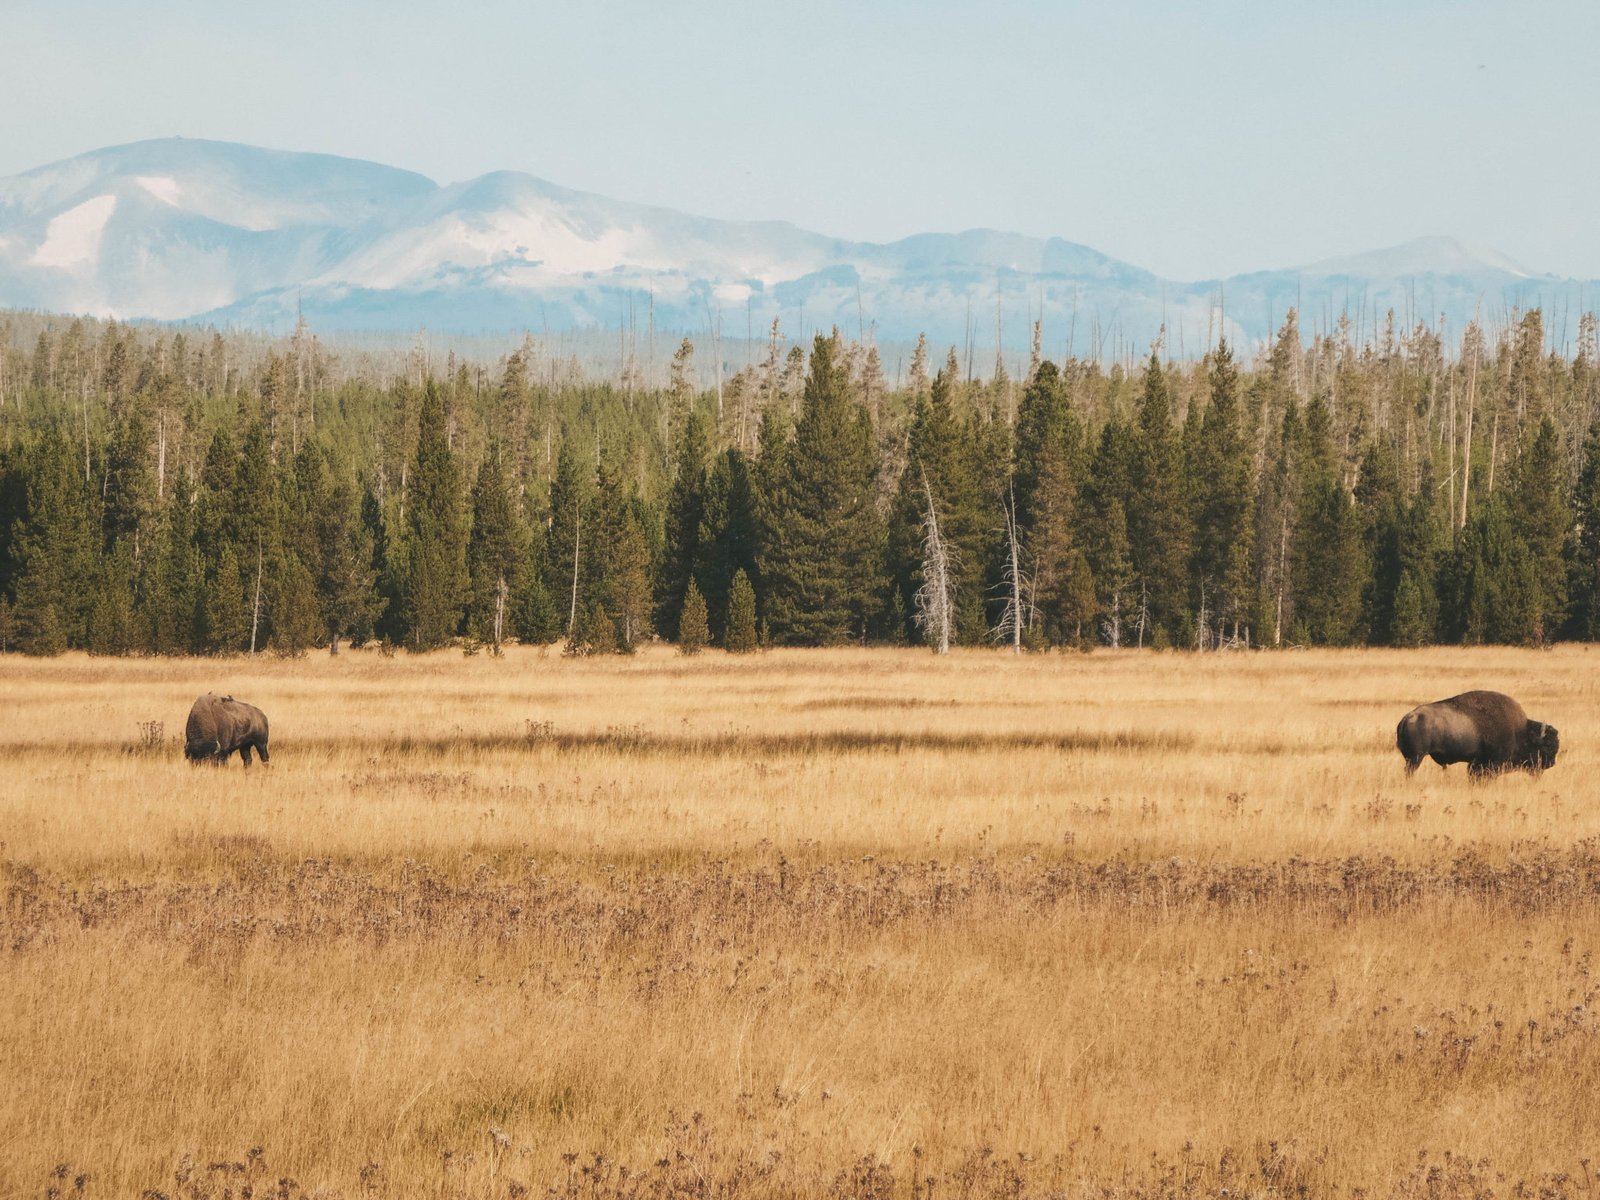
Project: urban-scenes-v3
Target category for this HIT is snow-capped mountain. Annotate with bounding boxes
[0,138,1586,352]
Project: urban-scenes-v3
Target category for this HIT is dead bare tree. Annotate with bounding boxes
[913,471,955,655]
[493,576,509,648]
[249,541,264,655]
[1459,321,1480,530]
[992,487,1027,654]
[567,505,582,636]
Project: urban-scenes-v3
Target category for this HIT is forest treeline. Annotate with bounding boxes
[1,306,1599,656]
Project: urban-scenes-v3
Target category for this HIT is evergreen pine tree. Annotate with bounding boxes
[725,569,758,652]
[194,428,240,569]
[679,579,709,654]
[1293,477,1367,644]
[886,367,984,642]
[657,408,711,640]
[1189,340,1256,642]
[1355,440,1405,644]
[1390,570,1430,647]
[759,336,884,644]
[1445,496,1541,644]
[1096,498,1136,646]
[12,427,100,652]
[586,461,655,651]
[514,575,562,644]
[1508,415,1570,641]
[544,440,589,637]
[315,469,380,651]
[1083,419,1138,644]
[1256,399,1305,646]
[1127,354,1192,636]
[269,550,320,656]
[102,399,158,560]
[364,485,401,644]
[1569,421,1600,639]
[234,420,280,555]
[206,542,251,653]
[87,542,138,656]
[1394,468,1445,645]
[609,506,654,652]
[692,449,758,642]
[145,479,207,655]
[567,600,618,656]
[667,338,696,469]
[1011,360,1093,643]
[465,452,529,644]
[401,381,469,649]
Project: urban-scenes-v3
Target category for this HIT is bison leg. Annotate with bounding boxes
[256,741,270,765]
[239,745,253,767]
[1404,755,1423,776]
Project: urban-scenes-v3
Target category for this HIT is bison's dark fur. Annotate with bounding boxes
[1396,690,1557,778]
[185,693,271,766]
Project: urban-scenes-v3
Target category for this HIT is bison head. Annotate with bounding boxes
[184,738,220,762]
[1518,720,1560,772]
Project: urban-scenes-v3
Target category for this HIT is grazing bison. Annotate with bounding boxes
[185,693,271,766]
[1396,690,1557,778]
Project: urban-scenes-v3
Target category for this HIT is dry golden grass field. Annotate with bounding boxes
[5,644,1600,1199]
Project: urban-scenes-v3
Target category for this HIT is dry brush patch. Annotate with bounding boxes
[3,646,1599,1197]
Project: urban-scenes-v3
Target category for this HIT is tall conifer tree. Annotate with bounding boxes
[1189,340,1256,641]
[1127,354,1192,637]
[760,335,883,644]
[401,380,468,650]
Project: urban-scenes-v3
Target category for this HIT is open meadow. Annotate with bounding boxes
[5,645,1600,1198]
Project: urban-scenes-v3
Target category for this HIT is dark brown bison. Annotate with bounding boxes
[1396,690,1557,778]
[185,693,271,766]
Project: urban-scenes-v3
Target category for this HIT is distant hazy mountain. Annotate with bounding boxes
[0,138,1587,354]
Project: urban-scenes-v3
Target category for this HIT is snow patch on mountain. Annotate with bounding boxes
[31,194,117,267]
[1300,235,1533,280]
[136,176,182,206]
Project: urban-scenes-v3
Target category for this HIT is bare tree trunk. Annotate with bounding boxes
[250,542,264,655]
[81,376,91,485]
[914,473,954,655]
[1487,411,1500,497]
[568,506,582,635]
[1007,505,1023,655]
[1274,515,1289,647]
[1459,342,1477,530]
[156,411,168,502]
[1446,375,1456,528]
[994,487,1026,653]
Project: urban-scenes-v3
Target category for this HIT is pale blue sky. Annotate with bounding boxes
[6,0,1597,280]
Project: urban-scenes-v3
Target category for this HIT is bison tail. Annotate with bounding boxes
[1395,713,1425,766]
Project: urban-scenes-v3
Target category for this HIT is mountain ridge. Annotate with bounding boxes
[0,137,1584,351]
